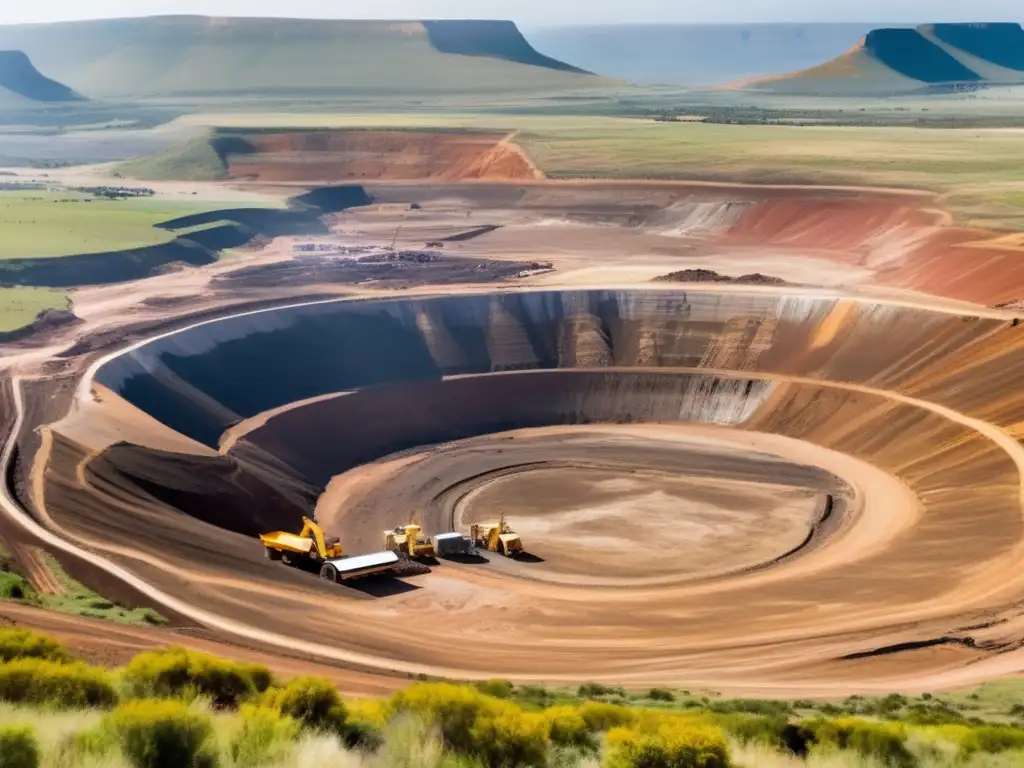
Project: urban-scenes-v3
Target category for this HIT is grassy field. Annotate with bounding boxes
[0,286,67,332]
[0,548,164,626]
[0,191,228,259]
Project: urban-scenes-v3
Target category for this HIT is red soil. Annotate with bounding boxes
[723,197,1024,305]
[226,130,542,182]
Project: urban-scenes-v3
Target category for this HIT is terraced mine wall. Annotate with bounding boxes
[95,290,1015,450]
[37,287,1024,685]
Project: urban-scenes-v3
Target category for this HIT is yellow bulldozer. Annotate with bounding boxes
[261,516,401,582]
[383,524,436,560]
[469,513,523,557]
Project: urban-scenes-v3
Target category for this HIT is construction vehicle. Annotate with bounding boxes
[432,532,475,558]
[384,524,436,560]
[469,513,523,557]
[261,516,401,582]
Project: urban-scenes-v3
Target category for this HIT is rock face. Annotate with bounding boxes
[753,22,1024,95]
[0,50,83,102]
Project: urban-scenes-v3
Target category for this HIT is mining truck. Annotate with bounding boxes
[469,513,523,557]
[261,516,401,582]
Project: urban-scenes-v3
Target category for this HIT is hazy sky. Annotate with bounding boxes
[1,1,1021,28]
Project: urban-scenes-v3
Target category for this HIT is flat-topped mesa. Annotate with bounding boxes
[0,16,595,99]
[749,21,1024,95]
[0,50,83,102]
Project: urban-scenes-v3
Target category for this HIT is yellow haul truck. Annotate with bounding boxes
[261,516,401,582]
[384,524,436,560]
[469,513,523,557]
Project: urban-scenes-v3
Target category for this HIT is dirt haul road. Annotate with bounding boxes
[6,178,1024,697]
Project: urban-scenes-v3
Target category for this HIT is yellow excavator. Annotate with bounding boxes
[469,513,523,557]
[384,524,437,560]
[261,516,401,582]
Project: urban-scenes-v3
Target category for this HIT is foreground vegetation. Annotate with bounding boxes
[2,628,1024,767]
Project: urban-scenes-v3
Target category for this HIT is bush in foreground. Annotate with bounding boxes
[476,680,515,700]
[0,659,117,709]
[603,721,732,768]
[0,724,40,768]
[122,647,273,709]
[106,699,216,768]
[805,717,913,768]
[0,629,70,664]
[229,704,300,768]
[578,702,636,733]
[392,682,549,767]
[263,676,348,735]
[372,715,470,768]
[544,706,592,748]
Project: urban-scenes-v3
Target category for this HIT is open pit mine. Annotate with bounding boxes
[5,179,1024,696]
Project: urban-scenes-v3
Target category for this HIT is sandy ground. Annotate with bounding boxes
[3,176,1024,697]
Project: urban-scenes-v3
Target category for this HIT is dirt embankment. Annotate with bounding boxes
[224,130,544,183]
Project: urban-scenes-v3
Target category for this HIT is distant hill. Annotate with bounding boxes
[527,23,882,86]
[0,50,82,102]
[752,22,1024,95]
[0,16,597,99]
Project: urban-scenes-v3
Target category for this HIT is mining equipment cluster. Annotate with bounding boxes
[260,513,523,583]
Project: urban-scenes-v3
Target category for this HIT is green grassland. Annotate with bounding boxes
[0,546,165,626]
[2,629,1024,768]
[114,137,228,181]
[0,191,228,259]
[0,286,68,332]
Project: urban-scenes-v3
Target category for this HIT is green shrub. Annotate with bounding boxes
[544,706,592,748]
[515,685,554,708]
[392,683,488,755]
[0,573,33,602]
[805,717,913,768]
[579,702,636,733]
[707,699,792,718]
[903,701,966,726]
[392,682,549,766]
[56,726,117,764]
[578,683,626,699]
[122,647,272,708]
[373,716,466,768]
[262,676,347,735]
[0,724,39,768]
[712,714,790,750]
[603,721,732,768]
[958,725,1024,755]
[107,700,215,768]
[469,704,549,768]
[0,629,70,663]
[229,705,300,768]
[0,659,117,708]
[476,680,515,700]
[648,689,675,703]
